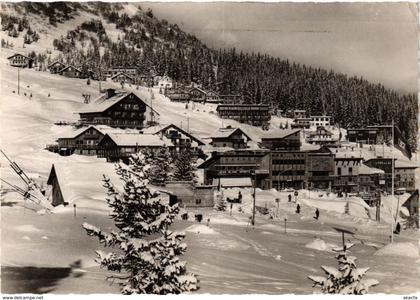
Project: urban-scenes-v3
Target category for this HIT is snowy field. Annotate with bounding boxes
[1,48,420,294]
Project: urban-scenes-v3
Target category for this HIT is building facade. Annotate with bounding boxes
[260,129,301,151]
[78,90,159,129]
[210,127,251,149]
[310,116,332,127]
[7,53,33,68]
[198,150,272,189]
[59,65,82,78]
[306,126,336,145]
[48,61,66,74]
[332,157,363,194]
[216,104,270,128]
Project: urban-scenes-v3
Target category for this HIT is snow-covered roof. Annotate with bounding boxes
[48,161,124,209]
[59,65,82,73]
[7,53,32,60]
[213,177,253,188]
[47,61,66,68]
[395,160,420,169]
[359,164,385,175]
[261,129,300,139]
[77,91,159,115]
[111,72,134,80]
[210,127,251,140]
[58,125,140,139]
[106,133,172,147]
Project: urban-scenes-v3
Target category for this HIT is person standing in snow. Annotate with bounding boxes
[296,204,301,214]
[314,208,320,220]
[288,194,292,202]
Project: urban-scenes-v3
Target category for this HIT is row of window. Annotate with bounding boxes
[272,159,305,165]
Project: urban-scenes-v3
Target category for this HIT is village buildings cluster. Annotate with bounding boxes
[8,52,418,223]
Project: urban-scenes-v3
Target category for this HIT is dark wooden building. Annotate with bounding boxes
[107,67,138,78]
[270,150,306,190]
[260,129,301,150]
[306,147,335,190]
[216,104,270,128]
[198,150,271,189]
[151,124,205,152]
[364,158,396,192]
[111,72,135,85]
[58,65,82,78]
[54,126,106,156]
[48,61,66,74]
[210,126,251,149]
[7,53,33,68]
[78,89,159,129]
[291,118,311,129]
[306,126,336,145]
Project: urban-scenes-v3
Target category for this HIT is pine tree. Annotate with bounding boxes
[172,145,197,182]
[83,153,198,294]
[308,242,378,294]
[214,190,226,211]
[148,145,172,186]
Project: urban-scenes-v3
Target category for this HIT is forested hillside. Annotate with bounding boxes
[1,2,417,153]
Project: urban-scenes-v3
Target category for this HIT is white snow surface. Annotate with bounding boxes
[374,242,419,258]
[185,224,219,235]
[305,238,338,252]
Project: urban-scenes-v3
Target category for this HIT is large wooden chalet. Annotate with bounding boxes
[97,133,172,162]
[216,104,270,128]
[48,61,66,74]
[146,123,205,153]
[58,65,82,78]
[111,72,135,85]
[7,53,33,68]
[210,126,251,149]
[260,129,301,150]
[52,125,136,156]
[78,89,159,129]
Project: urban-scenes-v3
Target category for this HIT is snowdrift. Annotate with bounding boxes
[374,242,419,258]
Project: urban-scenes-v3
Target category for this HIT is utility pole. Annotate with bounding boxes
[17,68,20,95]
[390,119,395,243]
[252,170,256,226]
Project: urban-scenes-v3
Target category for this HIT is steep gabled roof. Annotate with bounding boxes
[48,61,66,68]
[210,127,252,141]
[77,91,160,115]
[58,65,82,73]
[261,129,300,140]
[57,125,139,140]
[157,124,206,146]
[111,72,134,80]
[7,53,33,60]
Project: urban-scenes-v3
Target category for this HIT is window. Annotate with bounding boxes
[337,167,342,176]
[196,199,202,205]
[349,167,353,175]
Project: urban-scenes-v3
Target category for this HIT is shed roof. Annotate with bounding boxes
[359,164,385,175]
[105,133,172,147]
[261,129,300,140]
[213,177,253,188]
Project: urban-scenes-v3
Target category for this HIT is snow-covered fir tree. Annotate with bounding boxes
[82,153,198,294]
[148,145,173,186]
[214,189,227,211]
[172,145,197,182]
[308,242,378,294]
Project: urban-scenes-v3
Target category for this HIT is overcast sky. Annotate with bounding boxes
[140,2,418,94]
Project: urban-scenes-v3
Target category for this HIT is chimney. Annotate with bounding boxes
[106,88,116,99]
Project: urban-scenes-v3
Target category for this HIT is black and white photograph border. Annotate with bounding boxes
[0,0,419,298]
